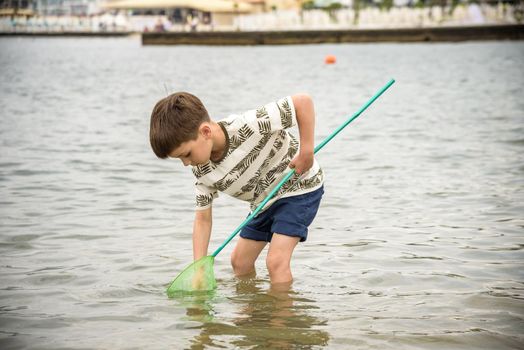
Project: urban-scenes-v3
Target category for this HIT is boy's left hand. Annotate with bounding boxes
[289,150,314,175]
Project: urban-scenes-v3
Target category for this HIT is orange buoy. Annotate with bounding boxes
[324,55,336,64]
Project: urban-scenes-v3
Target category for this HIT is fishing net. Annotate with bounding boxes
[166,256,216,297]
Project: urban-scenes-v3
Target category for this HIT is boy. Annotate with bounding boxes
[149,92,323,284]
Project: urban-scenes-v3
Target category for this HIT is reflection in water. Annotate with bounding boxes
[177,278,329,349]
[178,291,217,324]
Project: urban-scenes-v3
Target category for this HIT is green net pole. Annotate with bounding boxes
[211,79,395,258]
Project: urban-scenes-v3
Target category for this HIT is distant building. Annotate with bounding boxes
[103,0,254,28]
[0,0,35,16]
[237,0,352,12]
[264,0,301,10]
[239,0,266,12]
[33,0,104,16]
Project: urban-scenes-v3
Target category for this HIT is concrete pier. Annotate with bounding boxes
[142,24,524,45]
[0,31,133,37]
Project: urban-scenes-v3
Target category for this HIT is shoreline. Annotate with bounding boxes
[142,24,524,45]
[1,24,522,44]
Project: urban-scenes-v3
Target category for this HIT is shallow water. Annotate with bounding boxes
[0,37,523,349]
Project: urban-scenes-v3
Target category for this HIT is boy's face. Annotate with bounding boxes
[168,124,213,167]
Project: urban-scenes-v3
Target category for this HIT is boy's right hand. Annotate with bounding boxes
[289,149,314,175]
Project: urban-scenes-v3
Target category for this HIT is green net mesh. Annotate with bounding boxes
[167,256,217,297]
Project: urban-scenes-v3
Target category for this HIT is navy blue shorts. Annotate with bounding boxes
[240,186,324,243]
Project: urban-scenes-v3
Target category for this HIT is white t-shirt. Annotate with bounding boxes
[192,96,324,212]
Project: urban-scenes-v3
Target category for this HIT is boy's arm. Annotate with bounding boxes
[193,207,212,260]
[289,94,315,175]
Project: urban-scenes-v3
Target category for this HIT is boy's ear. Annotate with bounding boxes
[199,123,212,139]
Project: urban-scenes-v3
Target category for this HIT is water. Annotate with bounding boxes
[0,37,523,349]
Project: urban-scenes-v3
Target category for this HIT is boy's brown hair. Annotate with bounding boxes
[150,92,210,158]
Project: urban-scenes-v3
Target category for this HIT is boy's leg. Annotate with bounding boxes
[266,233,300,284]
[231,237,267,277]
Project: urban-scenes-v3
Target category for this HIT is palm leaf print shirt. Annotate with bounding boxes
[193,96,324,212]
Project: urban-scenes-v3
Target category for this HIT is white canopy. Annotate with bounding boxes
[103,0,253,13]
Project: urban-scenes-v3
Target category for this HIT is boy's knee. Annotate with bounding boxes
[266,253,289,274]
[230,250,241,270]
[231,251,254,276]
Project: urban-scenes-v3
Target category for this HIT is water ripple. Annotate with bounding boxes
[0,38,523,350]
